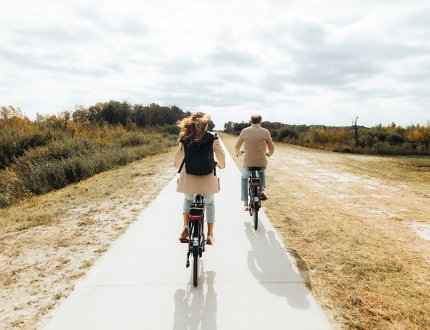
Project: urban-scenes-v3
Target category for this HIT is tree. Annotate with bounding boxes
[352,116,359,147]
[224,121,234,132]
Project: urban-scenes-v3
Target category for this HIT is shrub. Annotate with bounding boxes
[276,127,299,141]
[0,169,29,208]
[333,147,353,153]
[0,102,184,208]
[387,133,405,145]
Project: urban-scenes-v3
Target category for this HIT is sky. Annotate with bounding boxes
[0,0,429,129]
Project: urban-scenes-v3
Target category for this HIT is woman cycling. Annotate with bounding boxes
[174,112,225,245]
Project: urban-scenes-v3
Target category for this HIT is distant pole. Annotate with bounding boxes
[352,116,359,147]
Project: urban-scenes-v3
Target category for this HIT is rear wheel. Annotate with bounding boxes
[192,221,200,287]
[253,187,260,230]
[199,222,204,257]
[193,246,198,287]
[253,202,259,230]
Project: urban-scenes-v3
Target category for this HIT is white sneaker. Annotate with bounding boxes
[206,235,215,245]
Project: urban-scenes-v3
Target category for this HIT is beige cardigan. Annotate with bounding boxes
[174,138,225,194]
[235,123,275,167]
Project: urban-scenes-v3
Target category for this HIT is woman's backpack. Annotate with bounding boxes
[178,133,217,175]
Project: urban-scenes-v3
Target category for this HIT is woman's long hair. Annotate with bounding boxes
[177,112,211,145]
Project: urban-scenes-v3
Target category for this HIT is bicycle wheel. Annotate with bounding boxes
[193,246,198,287]
[199,221,204,257]
[253,186,260,230]
[192,221,200,287]
[253,201,259,230]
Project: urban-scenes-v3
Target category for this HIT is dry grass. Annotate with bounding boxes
[0,148,177,329]
[220,133,430,330]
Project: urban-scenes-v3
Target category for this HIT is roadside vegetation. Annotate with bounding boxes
[0,150,176,329]
[224,120,430,156]
[0,102,196,207]
[221,132,430,330]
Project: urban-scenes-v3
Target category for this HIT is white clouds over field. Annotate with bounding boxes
[0,0,429,128]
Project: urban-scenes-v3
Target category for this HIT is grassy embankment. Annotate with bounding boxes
[221,133,430,330]
[0,150,177,329]
[0,111,177,207]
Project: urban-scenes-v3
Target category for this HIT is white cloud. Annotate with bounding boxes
[0,0,429,129]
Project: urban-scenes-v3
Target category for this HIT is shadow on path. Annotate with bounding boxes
[173,262,217,330]
[245,221,311,309]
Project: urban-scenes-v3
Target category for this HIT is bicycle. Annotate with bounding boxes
[185,194,206,287]
[247,167,263,230]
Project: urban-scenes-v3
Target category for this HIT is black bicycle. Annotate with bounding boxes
[185,194,206,287]
[248,167,263,230]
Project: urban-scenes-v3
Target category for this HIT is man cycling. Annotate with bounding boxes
[235,115,275,210]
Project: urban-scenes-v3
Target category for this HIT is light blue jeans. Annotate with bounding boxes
[183,194,215,223]
[241,167,266,201]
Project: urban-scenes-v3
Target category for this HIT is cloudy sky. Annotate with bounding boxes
[1,0,429,128]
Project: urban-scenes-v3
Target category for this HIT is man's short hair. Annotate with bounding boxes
[251,115,262,124]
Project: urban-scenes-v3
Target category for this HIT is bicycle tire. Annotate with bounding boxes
[193,246,198,287]
[253,201,258,230]
[199,222,204,257]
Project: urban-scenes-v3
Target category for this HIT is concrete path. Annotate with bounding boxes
[43,140,332,330]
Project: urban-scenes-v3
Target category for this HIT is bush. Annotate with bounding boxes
[387,134,405,145]
[161,125,180,135]
[0,169,29,208]
[6,132,175,198]
[0,102,185,208]
[0,131,176,207]
[333,147,353,153]
[276,127,299,141]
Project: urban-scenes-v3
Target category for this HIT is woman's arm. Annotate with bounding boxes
[174,144,184,169]
[213,139,225,169]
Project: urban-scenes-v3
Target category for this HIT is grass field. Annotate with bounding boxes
[220,133,430,330]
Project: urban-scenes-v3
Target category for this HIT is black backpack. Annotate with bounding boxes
[178,132,217,175]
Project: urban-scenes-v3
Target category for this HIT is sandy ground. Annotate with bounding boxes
[221,133,430,329]
[266,143,430,245]
[269,144,430,226]
[0,151,176,329]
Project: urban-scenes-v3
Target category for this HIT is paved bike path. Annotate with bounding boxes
[43,139,332,330]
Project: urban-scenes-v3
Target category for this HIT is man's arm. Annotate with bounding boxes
[234,131,245,156]
[266,130,275,156]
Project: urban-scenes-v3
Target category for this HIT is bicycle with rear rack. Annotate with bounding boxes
[247,167,263,230]
[185,194,206,287]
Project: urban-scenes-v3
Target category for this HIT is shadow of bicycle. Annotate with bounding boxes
[244,221,311,309]
[173,261,218,330]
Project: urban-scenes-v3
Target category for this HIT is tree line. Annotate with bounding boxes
[224,120,430,156]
